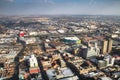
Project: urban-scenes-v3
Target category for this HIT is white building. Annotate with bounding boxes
[63,36,81,44]
[87,25,97,29]
[29,31,38,36]
[104,55,115,66]
[82,42,100,59]
[97,55,115,68]
[25,37,36,44]
[29,55,38,68]
[57,30,65,33]
[46,67,78,80]
[111,34,118,38]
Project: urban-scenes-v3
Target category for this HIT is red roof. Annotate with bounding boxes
[20,31,25,37]
[29,68,40,74]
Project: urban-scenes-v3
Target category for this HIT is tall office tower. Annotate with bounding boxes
[101,40,108,54]
[101,39,113,55]
[107,39,113,53]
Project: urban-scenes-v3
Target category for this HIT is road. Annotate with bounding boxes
[11,37,26,80]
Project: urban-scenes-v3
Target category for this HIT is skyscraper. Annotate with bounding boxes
[101,40,108,54]
[101,39,113,54]
[107,39,113,53]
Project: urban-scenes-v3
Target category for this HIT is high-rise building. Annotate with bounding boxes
[107,39,113,53]
[101,39,113,54]
[101,40,108,54]
[82,42,100,59]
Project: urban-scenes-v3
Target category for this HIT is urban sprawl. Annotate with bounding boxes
[0,15,120,80]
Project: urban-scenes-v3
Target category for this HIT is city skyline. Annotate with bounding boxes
[0,0,120,16]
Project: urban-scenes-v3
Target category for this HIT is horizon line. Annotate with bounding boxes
[0,14,120,17]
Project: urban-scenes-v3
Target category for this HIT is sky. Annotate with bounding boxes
[0,0,120,15]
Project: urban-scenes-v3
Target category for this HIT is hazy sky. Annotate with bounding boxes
[0,0,120,15]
